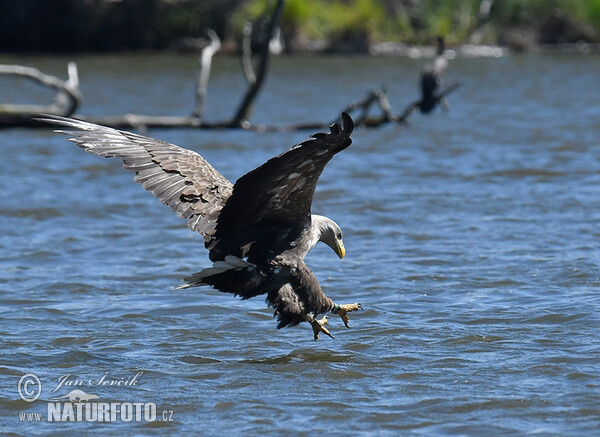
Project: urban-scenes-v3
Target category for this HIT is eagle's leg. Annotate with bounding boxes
[332,303,363,328]
[306,314,334,341]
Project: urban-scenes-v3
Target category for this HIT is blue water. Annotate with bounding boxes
[1,52,600,435]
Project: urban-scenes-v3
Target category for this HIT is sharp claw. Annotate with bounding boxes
[319,327,334,340]
[311,316,334,341]
[335,302,362,328]
[341,314,352,329]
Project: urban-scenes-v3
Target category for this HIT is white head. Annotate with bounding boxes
[311,214,345,259]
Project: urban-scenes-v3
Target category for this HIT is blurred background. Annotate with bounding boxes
[1,0,599,53]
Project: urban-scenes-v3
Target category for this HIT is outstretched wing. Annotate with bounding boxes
[38,115,233,244]
[213,113,353,248]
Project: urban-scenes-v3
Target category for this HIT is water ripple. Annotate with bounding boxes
[2,53,600,435]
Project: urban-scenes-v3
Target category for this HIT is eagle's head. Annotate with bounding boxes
[313,214,345,259]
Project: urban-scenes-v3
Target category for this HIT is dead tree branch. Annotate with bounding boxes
[396,80,462,121]
[0,62,81,127]
[338,87,399,125]
[241,21,257,85]
[85,0,287,131]
[319,80,462,130]
[55,62,80,115]
[37,0,287,132]
[80,80,459,131]
[231,0,285,126]
[437,81,462,103]
[2,0,460,133]
[193,30,221,119]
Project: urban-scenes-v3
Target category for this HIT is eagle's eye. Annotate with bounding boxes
[336,232,342,240]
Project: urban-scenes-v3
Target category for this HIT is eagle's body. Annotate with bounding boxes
[41,113,361,339]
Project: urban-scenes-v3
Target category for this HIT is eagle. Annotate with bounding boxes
[39,113,361,340]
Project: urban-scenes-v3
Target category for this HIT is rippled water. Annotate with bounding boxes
[1,53,600,435]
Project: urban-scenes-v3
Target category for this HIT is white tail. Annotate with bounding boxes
[176,255,254,289]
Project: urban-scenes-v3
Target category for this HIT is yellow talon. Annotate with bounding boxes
[334,302,363,328]
[310,316,334,341]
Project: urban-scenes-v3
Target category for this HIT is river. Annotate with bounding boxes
[1,52,599,435]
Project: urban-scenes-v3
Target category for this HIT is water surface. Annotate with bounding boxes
[1,53,599,435]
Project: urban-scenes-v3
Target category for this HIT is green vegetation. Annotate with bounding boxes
[2,0,599,53]
[233,0,394,42]
[488,0,600,26]
[232,0,600,48]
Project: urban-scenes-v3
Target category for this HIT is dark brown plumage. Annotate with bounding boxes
[39,113,361,339]
[419,36,448,113]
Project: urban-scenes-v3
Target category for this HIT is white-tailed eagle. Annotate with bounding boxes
[40,113,361,340]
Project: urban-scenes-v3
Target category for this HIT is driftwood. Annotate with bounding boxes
[0,0,285,131]
[292,80,461,131]
[88,0,285,131]
[354,80,462,128]
[194,29,221,119]
[231,0,285,127]
[0,62,80,127]
[1,0,460,132]
[241,21,257,85]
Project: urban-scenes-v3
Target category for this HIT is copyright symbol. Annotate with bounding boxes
[18,373,42,402]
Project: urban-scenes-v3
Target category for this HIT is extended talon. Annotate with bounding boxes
[333,302,363,328]
[310,316,334,341]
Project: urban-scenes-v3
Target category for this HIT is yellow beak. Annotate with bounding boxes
[335,239,346,259]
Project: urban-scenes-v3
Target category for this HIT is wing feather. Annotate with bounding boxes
[38,115,233,243]
[212,113,353,255]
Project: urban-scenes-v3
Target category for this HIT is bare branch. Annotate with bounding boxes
[193,30,221,119]
[396,100,419,124]
[339,90,378,118]
[437,81,462,99]
[0,62,81,127]
[333,87,400,127]
[241,21,257,85]
[77,113,237,131]
[53,61,80,116]
[82,114,200,131]
[231,0,285,126]
[374,88,398,122]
